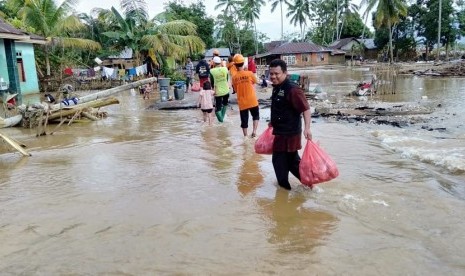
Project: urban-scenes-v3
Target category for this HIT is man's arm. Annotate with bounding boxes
[302,109,312,140]
[210,73,215,87]
[289,86,312,140]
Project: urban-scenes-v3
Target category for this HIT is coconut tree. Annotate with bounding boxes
[99,0,204,67]
[361,0,408,62]
[286,0,311,41]
[11,0,101,76]
[215,0,242,51]
[242,0,265,55]
[269,0,290,40]
[337,0,359,40]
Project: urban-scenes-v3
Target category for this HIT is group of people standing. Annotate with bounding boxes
[193,50,260,138]
[192,52,313,190]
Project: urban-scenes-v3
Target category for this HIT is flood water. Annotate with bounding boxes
[1,67,465,275]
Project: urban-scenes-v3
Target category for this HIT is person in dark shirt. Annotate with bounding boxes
[269,59,312,190]
[143,52,155,76]
[196,54,211,88]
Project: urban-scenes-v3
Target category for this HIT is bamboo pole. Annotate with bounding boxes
[48,97,119,121]
[0,132,31,156]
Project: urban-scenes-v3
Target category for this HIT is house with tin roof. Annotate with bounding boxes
[205,48,231,61]
[0,18,46,101]
[329,37,378,60]
[255,41,345,66]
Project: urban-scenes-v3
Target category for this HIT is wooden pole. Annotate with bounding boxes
[48,97,119,121]
[50,77,156,110]
[0,132,31,156]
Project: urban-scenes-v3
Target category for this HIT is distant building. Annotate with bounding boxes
[100,46,136,69]
[205,48,231,62]
[0,18,46,97]
[255,41,345,66]
[329,37,378,60]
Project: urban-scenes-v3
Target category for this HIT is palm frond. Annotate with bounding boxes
[59,37,102,50]
[120,0,148,22]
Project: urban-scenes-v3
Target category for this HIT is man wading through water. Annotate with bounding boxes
[269,59,312,190]
[210,56,230,122]
[231,54,259,138]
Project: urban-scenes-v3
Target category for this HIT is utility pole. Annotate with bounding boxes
[436,0,442,62]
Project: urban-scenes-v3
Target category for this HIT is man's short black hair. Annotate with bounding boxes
[200,54,205,59]
[270,59,287,72]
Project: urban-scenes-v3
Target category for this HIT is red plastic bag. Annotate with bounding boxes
[254,126,274,154]
[299,140,339,186]
[191,82,201,92]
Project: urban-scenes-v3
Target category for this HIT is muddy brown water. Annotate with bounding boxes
[1,68,465,274]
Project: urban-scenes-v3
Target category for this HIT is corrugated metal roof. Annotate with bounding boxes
[359,38,377,50]
[0,18,25,36]
[270,42,333,54]
[328,37,357,49]
[0,18,45,43]
[205,48,231,57]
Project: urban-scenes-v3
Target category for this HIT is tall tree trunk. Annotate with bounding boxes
[45,48,51,76]
[254,20,258,55]
[339,18,345,40]
[388,18,394,63]
[361,12,369,39]
[280,1,284,40]
[436,0,442,62]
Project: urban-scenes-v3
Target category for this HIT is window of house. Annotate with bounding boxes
[283,55,296,65]
[302,54,310,62]
[318,53,325,62]
[16,51,26,82]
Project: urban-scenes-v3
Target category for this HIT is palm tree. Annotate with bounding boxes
[141,20,205,61]
[12,0,101,76]
[338,0,359,39]
[215,0,241,51]
[242,0,265,55]
[361,0,408,62]
[287,0,311,41]
[269,0,290,40]
[100,0,204,67]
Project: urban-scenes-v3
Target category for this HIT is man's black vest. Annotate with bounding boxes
[271,78,302,135]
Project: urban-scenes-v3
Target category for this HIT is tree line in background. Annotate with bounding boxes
[1,0,465,79]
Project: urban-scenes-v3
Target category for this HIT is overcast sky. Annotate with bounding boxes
[73,0,370,42]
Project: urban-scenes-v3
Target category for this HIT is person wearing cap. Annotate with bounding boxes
[196,54,211,88]
[231,54,259,138]
[269,58,312,190]
[227,54,238,94]
[209,56,230,122]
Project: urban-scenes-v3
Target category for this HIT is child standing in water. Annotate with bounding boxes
[197,81,215,126]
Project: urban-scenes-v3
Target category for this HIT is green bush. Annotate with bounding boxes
[168,70,186,85]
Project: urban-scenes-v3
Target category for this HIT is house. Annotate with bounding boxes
[329,37,378,60]
[255,42,345,66]
[263,40,286,52]
[359,39,378,60]
[100,46,136,69]
[0,18,46,101]
[205,48,231,62]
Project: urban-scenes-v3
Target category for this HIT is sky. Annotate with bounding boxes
[74,0,370,42]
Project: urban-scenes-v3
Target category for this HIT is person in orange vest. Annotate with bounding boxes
[231,54,259,138]
[228,53,239,94]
